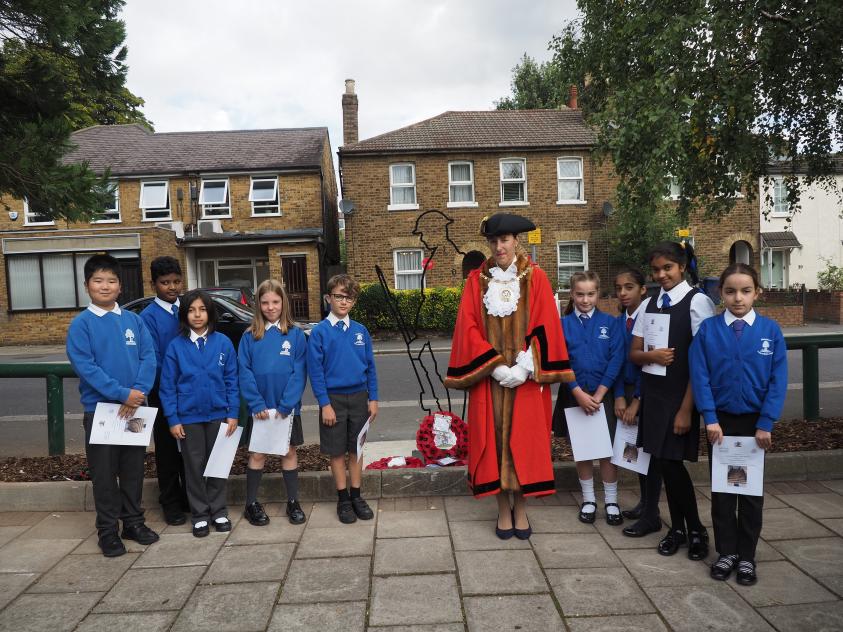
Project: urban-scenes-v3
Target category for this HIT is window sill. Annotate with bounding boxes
[141,214,173,222]
[91,219,122,224]
[556,200,587,206]
[499,201,529,207]
[23,222,56,227]
[201,215,232,220]
[388,204,420,211]
[250,212,283,217]
[447,201,479,208]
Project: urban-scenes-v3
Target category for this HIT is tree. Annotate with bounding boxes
[498,1,843,224]
[0,1,151,222]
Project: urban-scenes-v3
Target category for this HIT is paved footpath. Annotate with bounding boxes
[0,481,842,631]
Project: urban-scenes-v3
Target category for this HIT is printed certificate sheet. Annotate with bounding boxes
[248,409,293,456]
[356,417,372,461]
[641,313,670,376]
[711,435,765,497]
[89,402,157,446]
[564,404,613,462]
[611,422,651,474]
[203,424,243,479]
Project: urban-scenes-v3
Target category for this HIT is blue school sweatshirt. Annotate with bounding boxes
[613,310,642,399]
[159,331,240,426]
[307,317,378,407]
[238,325,308,416]
[139,299,180,381]
[561,308,623,394]
[689,311,787,432]
[66,306,157,412]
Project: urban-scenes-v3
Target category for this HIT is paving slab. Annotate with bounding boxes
[27,552,137,593]
[71,528,161,554]
[132,532,225,567]
[546,567,655,616]
[94,565,205,613]
[772,537,843,577]
[526,505,599,533]
[74,612,177,632]
[369,626,465,632]
[0,511,48,527]
[531,533,620,569]
[171,581,279,632]
[0,525,28,548]
[817,575,843,597]
[373,536,454,574]
[645,583,775,632]
[464,594,564,632]
[593,519,664,549]
[443,495,498,521]
[761,507,835,540]
[456,549,547,595]
[307,500,379,528]
[778,492,843,519]
[370,574,463,626]
[758,600,843,632]
[392,496,443,511]
[565,614,670,632]
[18,511,96,540]
[616,548,711,587]
[820,480,843,494]
[377,509,449,538]
[262,501,314,518]
[819,518,843,536]
[0,572,37,610]
[0,591,102,632]
[0,537,80,572]
[267,601,367,632]
[295,525,375,558]
[730,560,838,607]
[224,518,305,545]
[279,556,370,603]
[449,519,531,550]
[203,543,295,583]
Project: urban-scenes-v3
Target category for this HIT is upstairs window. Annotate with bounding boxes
[139,181,171,221]
[557,157,584,202]
[500,159,527,204]
[199,178,230,218]
[448,161,476,206]
[665,175,682,200]
[389,163,418,210]
[92,182,120,223]
[23,198,54,226]
[249,177,280,215]
[772,177,790,216]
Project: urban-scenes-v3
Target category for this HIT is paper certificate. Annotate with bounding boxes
[641,312,670,376]
[203,424,243,479]
[89,402,157,446]
[611,422,651,474]
[248,409,293,456]
[564,404,613,462]
[711,435,765,497]
[356,417,372,461]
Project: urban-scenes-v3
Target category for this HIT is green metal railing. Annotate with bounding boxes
[2,331,843,455]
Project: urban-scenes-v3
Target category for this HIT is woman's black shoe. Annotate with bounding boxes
[605,503,624,526]
[710,554,738,581]
[736,560,758,586]
[495,512,515,540]
[657,528,687,556]
[622,519,662,538]
[578,501,597,524]
[622,501,644,520]
[688,528,709,560]
[192,522,210,538]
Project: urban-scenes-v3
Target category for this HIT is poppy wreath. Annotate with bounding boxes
[415,411,469,463]
[366,456,425,470]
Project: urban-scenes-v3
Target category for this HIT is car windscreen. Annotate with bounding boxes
[212,295,254,320]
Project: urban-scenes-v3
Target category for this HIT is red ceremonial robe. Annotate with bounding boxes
[444,254,573,497]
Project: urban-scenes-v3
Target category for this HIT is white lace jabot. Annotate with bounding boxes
[483,261,521,317]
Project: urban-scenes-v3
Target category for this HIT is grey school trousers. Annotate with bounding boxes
[182,421,229,524]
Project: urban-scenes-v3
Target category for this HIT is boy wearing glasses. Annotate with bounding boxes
[308,274,379,523]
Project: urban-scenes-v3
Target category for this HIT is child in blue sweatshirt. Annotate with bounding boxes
[159,289,240,538]
[552,271,624,526]
[308,274,378,524]
[139,256,188,526]
[690,263,787,586]
[238,279,308,527]
[66,254,159,557]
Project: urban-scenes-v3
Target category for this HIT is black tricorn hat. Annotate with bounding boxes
[479,213,536,237]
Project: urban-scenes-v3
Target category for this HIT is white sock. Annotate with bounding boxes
[214,517,229,524]
[580,478,596,512]
[604,481,620,515]
[194,520,208,528]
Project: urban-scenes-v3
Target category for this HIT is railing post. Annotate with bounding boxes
[45,373,66,456]
[803,345,820,421]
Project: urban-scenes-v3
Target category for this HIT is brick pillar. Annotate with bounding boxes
[342,79,358,146]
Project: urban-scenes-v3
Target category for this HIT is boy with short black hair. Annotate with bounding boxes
[307,274,378,523]
[66,254,159,557]
[140,256,188,525]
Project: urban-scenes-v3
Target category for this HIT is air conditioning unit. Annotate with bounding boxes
[155,221,185,239]
[197,219,223,236]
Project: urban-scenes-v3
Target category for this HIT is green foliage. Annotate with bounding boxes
[0,0,151,222]
[350,283,462,333]
[495,53,569,110]
[817,258,843,291]
[604,202,681,271]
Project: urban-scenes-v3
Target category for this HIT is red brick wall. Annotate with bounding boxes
[805,290,843,324]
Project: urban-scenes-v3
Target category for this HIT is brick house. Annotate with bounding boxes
[337,80,758,294]
[0,124,339,345]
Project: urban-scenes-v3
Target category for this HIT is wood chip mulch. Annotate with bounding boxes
[2,418,842,483]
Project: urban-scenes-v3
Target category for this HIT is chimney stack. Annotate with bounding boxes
[567,84,578,110]
[342,79,358,146]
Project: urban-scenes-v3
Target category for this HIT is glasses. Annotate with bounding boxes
[330,294,355,303]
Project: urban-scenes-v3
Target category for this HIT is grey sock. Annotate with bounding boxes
[282,469,299,502]
[246,467,263,505]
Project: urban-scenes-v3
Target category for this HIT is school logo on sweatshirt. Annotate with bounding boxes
[124,329,136,346]
[280,340,291,356]
[758,339,773,356]
[354,332,365,346]
[218,352,225,366]
[598,325,610,339]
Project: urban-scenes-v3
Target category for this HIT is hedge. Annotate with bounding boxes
[350,283,462,332]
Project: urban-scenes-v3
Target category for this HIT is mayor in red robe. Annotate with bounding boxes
[444,213,573,539]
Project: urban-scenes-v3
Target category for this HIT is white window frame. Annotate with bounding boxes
[199,178,231,219]
[665,174,682,200]
[556,157,585,204]
[499,158,528,206]
[249,176,281,216]
[771,176,791,217]
[388,163,419,211]
[139,180,171,221]
[393,248,426,290]
[92,182,120,223]
[447,161,477,208]
[556,240,588,289]
[23,198,55,226]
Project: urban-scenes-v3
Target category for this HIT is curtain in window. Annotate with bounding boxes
[450,184,473,202]
[75,255,89,306]
[558,180,582,200]
[8,256,42,310]
[391,165,414,184]
[392,185,416,204]
[451,163,471,181]
[43,254,77,309]
[395,250,423,290]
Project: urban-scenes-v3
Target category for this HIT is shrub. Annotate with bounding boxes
[817,258,843,291]
[350,283,462,332]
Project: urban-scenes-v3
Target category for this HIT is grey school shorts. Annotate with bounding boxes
[319,391,369,456]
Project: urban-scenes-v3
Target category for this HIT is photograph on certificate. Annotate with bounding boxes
[641,313,670,376]
[248,409,293,456]
[564,405,613,462]
[610,422,651,474]
[711,436,765,496]
[89,402,157,446]
[204,424,243,479]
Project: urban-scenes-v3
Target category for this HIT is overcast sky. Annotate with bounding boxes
[120,0,579,151]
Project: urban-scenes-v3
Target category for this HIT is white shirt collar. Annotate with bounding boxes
[189,329,208,343]
[657,280,692,307]
[724,308,756,327]
[625,302,643,321]
[87,303,121,317]
[326,313,350,328]
[575,307,596,319]
[155,296,180,313]
[264,320,281,331]
[490,260,518,281]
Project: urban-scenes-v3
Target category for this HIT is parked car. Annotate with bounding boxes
[204,286,255,307]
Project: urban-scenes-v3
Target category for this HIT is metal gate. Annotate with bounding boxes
[281,255,309,320]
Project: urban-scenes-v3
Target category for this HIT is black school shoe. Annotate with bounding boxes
[337,499,357,524]
[622,518,662,538]
[213,517,232,532]
[688,528,709,560]
[98,532,127,557]
[710,554,738,581]
[736,560,758,586]
[244,501,270,526]
[351,497,374,520]
[121,523,160,545]
[192,522,210,538]
[286,500,306,525]
[605,503,624,526]
[657,528,687,556]
[164,511,186,526]
[578,501,597,524]
[622,501,644,520]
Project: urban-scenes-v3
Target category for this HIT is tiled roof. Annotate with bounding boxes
[761,231,802,249]
[340,109,595,154]
[767,155,843,175]
[65,124,328,176]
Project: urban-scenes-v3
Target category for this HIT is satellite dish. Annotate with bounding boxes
[602,201,614,217]
[339,199,355,215]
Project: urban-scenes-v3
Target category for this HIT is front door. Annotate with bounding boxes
[117,259,143,304]
[281,255,309,320]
